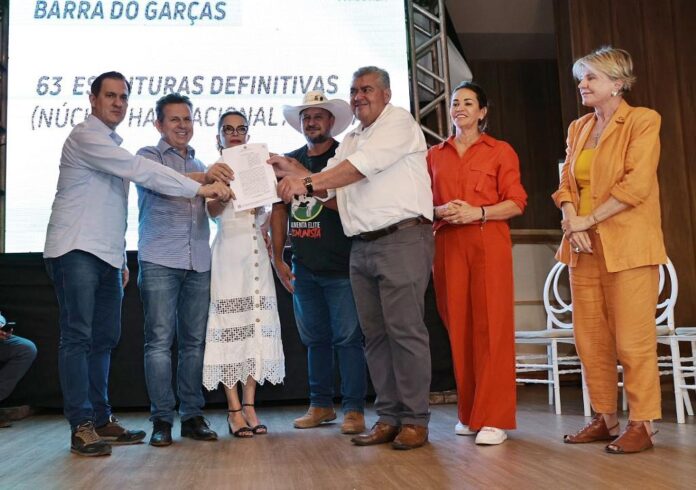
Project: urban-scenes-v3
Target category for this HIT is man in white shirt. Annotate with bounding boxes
[271,66,434,450]
[44,71,231,457]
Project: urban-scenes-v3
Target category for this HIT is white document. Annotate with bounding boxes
[222,143,280,212]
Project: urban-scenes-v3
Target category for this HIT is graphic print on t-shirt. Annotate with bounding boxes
[290,196,323,239]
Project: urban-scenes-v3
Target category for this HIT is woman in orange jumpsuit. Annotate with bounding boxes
[428,81,527,445]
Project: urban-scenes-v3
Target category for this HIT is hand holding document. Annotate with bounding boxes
[222,143,280,212]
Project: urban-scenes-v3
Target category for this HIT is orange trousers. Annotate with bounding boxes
[570,229,661,420]
[433,222,516,430]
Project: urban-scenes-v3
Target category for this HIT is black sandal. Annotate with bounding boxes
[227,409,253,438]
[242,403,268,435]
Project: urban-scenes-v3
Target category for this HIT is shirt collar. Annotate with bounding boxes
[157,138,195,159]
[351,103,393,136]
[442,132,495,151]
[86,114,123,146]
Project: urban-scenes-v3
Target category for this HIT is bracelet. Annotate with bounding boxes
[591,213,598,225]
[480,206,487,225]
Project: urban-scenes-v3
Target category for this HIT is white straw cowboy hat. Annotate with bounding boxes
[282,90,353,136]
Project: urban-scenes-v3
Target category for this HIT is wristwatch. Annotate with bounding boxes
[303,176,314,197]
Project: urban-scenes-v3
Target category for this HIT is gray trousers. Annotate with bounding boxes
[349,224,434,427]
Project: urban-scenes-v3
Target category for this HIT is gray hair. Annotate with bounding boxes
[352,66,390,89]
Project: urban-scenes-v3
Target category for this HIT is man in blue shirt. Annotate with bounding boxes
[44,72,232,457]
[136,94,220,446]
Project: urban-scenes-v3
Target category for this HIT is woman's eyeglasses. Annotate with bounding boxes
[221,125,249,135]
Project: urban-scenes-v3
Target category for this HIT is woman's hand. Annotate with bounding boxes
[567,231,593,254]
[561,215,594,234]
[439,199,480,225]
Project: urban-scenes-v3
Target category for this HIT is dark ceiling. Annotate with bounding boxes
[446,0,556,60]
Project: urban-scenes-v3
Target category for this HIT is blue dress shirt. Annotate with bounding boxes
[136,139,211,272]
[44,115,201,269]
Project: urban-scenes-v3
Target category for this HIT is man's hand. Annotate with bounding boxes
[277,177,306,203]
[205,162,234,184]
[272,258,295,294]
[122,265,130,288]
[267,155,311,178]
[197,181,234,201]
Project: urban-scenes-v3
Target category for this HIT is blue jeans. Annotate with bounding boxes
[0,335,38,402]
[45,250,123,429]
[292,261,366,412]
[138,261,210,424]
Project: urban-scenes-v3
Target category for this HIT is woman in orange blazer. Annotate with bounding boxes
[428,82,527,446]
[553,47,667,454]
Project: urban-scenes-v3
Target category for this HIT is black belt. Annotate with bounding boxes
[354,216,431,241]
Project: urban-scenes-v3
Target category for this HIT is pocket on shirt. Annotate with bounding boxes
[469,162,498,193]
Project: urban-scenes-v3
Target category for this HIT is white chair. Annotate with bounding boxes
[615,259,694,423]
[516,262,591,416]
[650,260,696,423]
[668,327,696,423]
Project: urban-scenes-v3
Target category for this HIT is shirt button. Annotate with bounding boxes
[254,277,259,281]
[254,263,259,267]
[254,250,258,254]
[252,224,256,228]
[255,289,260,294]
[256,318,261,323]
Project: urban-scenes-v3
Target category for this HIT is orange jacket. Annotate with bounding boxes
[552,100,666,272]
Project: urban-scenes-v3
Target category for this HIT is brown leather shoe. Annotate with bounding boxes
[293,406,337,429]
[351,422,400,446]
[605,421,655,454]
[564,413,619,444]
[392,424,428,450]
[341,411,366,435]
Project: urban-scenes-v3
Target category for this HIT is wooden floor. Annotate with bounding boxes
[1,387,694,490]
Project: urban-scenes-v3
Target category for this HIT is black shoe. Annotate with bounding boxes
[95,415,146,445]
[181,416,218,441]
[150,419,173,447]
[71,421,112,457]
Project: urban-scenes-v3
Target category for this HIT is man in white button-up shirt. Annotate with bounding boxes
[44,72,231,457]
[271,66,434,450]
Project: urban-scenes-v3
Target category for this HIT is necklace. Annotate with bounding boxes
[590,121,606,147]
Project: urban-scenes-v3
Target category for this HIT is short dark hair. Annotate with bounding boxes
[90,71,131,97]
[452,81,489,132]
[217,110,248,131]
[352,66,390,89]
[155,93,193,122]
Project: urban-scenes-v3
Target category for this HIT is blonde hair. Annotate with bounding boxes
[572,46,637,94]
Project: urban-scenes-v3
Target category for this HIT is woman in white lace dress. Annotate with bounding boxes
[202,111,285,437]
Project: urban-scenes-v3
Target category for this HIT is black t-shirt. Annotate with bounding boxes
[286,141,352,275]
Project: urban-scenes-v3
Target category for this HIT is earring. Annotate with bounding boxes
[611,90,618,97]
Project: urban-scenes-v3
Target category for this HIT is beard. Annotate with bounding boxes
[306,132,331,145]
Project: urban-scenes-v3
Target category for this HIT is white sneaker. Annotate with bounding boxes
[475,426,507,445]
[455,421,476,436]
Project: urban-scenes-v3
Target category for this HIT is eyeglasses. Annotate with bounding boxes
[221,125,249,135]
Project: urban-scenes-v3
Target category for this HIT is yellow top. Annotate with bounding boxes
[575,149,594,216]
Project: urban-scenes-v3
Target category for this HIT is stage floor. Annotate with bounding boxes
[0,386,694,489]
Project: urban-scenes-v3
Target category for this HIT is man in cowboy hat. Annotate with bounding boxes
[270,66,434,450]
[270,91,367,435]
